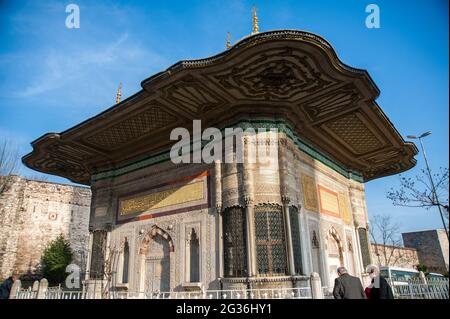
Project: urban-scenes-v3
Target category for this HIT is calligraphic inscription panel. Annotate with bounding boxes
[118,172,208,222]
[300,174,319,212]
[339,193,352,225]
[318,186,340,218]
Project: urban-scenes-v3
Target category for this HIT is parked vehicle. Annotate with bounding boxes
[427,272,445,280]
[379,266,419,285]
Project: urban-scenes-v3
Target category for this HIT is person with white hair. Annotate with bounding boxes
[332,266,366,299]
[364,264,394,299]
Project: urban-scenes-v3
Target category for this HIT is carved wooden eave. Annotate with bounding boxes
[22,30,418,185]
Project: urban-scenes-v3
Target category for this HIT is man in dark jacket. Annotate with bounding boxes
[0,273,18,299]
[333,267,366,299]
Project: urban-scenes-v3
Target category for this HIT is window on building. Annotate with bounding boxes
[255,204,287,276]
[189,229,200,282]
[122,239,129,284]
[289,206,303,275]
[223,206,247,277]
[90,230,107,279]
[311,230,320,249]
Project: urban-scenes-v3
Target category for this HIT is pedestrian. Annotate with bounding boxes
[333,266,366,299]
[364,280,374,299]
[365,265,394,299]
[0,272,19,299]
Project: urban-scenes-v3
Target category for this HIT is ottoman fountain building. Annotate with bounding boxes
[23,22,417,294]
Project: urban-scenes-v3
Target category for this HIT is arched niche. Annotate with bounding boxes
[137,225,175,294]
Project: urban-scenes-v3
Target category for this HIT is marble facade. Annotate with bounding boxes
[85,129,372,293]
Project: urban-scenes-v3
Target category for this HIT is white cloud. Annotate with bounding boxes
[0,0,174,109]
[16,32,164,97]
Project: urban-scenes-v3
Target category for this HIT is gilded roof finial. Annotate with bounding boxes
[116,82,122,104]
[226,32,231,49]
[251,6,259,35]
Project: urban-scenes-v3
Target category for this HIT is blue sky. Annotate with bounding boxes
[0,0,448,235]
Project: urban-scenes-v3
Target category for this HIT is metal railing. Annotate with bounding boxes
[17,286,313,299]
[115,287,312,299]
[389,278,449,299]
[14,278,449,299]
[15,287,37,299]
[322,287,334,299]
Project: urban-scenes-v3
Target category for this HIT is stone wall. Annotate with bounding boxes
[370,243,419,269]
[0,175,91,281]
[402,229,449,274]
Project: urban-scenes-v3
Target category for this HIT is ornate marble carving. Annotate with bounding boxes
[325,226,344,253]
[254,183,280,195]
[243,195,254,206]
[139,226,173,252]
[281,195,291,205]
[221,172,242,209]
[214,161,222,213]
[222,188,240,208]
[222,174,239,190]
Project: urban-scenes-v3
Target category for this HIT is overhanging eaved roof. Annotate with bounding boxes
[22,30,418,185]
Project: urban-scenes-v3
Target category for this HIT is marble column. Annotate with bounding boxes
[214,160,224,278]
[244,197,256,277]
[242,137,256,277]
[282,196,296,276]
[85,228,94,280]
[278,139,295,275]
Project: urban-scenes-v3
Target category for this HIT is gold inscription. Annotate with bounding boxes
[120,181,204,216]
[339,193,352,224]
[319,186,340,217]
[301,174,319,212]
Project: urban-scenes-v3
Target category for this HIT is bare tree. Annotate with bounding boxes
[369,214,414,267]
[387,167,449,226]
[0,138,20,194]
[89,233,121,299]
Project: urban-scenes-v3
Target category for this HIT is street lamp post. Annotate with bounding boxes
[407,131,449,240]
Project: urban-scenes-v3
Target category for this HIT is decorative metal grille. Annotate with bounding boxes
[311,230,320,248]
[122,239,129,284]
[189,229,200,282]
[358,228,371,268]
[223,207,247,277]
[289,206,303,275]
[347,237,353,252]
[254,204,287,276]
[90,230,106,279]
